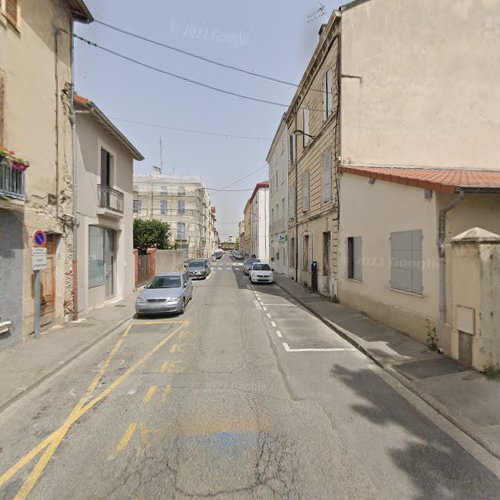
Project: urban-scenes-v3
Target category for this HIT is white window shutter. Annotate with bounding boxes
[302,173,310,212]
[322,152,332,202]
[303,108,310,146]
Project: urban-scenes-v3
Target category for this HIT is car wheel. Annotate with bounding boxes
[180,299,185,314]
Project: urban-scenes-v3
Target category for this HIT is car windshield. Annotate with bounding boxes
[245,259,259,265]
[252,264,271,271]
[188,261,205,268]
[147,276,182,289]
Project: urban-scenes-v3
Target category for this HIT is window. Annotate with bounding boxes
[133,199,141,214]
[178,200,186,214]
[390,230,423,294]
[324,69,333,120]
[289,133,296,165]
[302,172,310,212]
[303,108,310,147]
[178,185,185,196]
[302,234,310,271]
[177,222,186,240]
[347,237,362,281]
[322,151,332,202]
[100,148,112,187]
[89,226,104,287]
[160,200,167,214]
[4,0,19,29]
[288,186,295,218]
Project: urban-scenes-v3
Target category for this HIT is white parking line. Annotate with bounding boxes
[253,299,261,310]
[260,304,297,307]
[276,330,283,338]
[262,307,267,312]
[266,313,272,319]
[282,342,356,353]
[270,321,277,328]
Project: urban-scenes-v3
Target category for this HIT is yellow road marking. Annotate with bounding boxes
[178,330,195,339]
[116,423,137,453]
[159,360,185,374]
[162,384,172,401]
[4,321,187,498]
[170,343,193,353]
[132,320,185,325]
[143,385,157,404]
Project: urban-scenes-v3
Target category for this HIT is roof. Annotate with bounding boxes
[249,181,270,205]
[75,95,144,161]
[339,166,500,194]
[64,0,93,23]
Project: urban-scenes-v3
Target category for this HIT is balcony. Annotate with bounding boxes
[0,159,25,201]
[98,185,124,215]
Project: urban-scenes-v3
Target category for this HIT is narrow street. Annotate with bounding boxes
[0,256,499,499]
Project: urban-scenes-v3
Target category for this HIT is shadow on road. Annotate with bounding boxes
[329,364,500,500]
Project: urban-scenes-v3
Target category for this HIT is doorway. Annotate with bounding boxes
[40,234,58,326]
[104,229,116,298]
[323,232,331,293]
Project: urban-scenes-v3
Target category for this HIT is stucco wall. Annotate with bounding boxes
[155,250,185,273]
[0,0,76,335]
[76,112,135,313]
[341,0,500,170]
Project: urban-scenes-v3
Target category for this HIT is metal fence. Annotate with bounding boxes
[98,185,124,213]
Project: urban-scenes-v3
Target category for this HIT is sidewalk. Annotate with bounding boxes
[0,294,136,413]
[274,274,500,460]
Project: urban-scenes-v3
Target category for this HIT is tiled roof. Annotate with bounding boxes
[339,166,500,194]
[64,0,93,23]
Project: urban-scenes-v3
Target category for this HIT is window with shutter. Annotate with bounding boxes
[303,108,310,147]
[390,230,423,294]
[5,0,19,28]
[302,172,310,212]
[322,151,332,202]
[160,200,167,214]
[324,69,333,120]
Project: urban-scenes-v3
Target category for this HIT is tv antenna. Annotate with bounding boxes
[307,2,327,23]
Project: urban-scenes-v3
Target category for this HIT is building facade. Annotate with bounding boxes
[286,14,341,297]
[337,0,500,368]
[133,174,212,259]
[242,201,251,257]
[249,182,269,262]
[0,0,92,345]
[75,95,143,313]
[267,116,289,274]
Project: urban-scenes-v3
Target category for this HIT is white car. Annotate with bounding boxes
[249,263,274,284]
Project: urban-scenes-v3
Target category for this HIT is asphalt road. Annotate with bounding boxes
[0,255,499,499]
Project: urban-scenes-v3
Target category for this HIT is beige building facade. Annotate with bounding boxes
[337,0,500,368]
[133,174,213,259]
[286,13,341,297]
[75,95,143,314]
[0,0,92,344]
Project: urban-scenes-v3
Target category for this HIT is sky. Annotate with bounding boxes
[75,0,342,240]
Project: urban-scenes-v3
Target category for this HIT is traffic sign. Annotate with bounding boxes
[33,230,47,248]
[32,247,47,271]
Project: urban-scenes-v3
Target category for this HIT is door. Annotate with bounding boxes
[40,235,57,325]
[104,229,116,298]
[323,232,331,293]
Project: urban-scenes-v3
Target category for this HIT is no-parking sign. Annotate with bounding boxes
[33,229,47,248]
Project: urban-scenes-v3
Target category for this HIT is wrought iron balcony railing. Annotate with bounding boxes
[0,161,25,200]
[98,184,124,214]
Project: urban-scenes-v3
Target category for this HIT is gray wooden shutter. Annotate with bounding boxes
[322,152,332,202]
[353,236,362,281]
[411,230,423,294]
[391,231,412,292]
[302,173,310,212]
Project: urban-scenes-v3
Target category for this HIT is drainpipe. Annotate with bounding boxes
[294,113,299,282]
[437,190,465,352]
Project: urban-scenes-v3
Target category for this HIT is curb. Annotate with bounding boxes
[0,314,134,415]
[274,278,500,462]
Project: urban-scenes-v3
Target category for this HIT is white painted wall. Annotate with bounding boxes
[250,187,269,262]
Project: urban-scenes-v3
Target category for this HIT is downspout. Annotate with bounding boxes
[437,190,465,352]
[294,113,299,282]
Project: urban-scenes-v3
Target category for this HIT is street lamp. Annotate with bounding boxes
[291,127,315,281]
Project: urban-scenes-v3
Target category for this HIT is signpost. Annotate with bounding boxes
[32,230,47,339]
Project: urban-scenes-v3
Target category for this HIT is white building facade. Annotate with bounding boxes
[133,174,213,259]
[267,116,289,274]
[249,182,270,262]
[75,95,143,314]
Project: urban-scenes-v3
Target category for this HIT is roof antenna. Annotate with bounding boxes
[307,2,326,23]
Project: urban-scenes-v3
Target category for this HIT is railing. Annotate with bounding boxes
[98,185,124,214]
[0,161,25,200]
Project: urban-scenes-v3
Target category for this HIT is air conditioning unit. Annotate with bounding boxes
[0,320,12,335]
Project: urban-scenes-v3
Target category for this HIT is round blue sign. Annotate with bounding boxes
[33,230,47,248]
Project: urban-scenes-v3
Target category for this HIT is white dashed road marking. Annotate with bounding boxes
[282,342,356,353]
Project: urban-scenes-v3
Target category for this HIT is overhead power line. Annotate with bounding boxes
[94,19,299,89]
[209,164,268,194]
[110,117,272,141]
[69,31,289,108]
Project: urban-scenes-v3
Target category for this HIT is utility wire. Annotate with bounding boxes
[94,19,299,89]
[209,164,268,194]
[69,31,290,108]
[110,116,272,141]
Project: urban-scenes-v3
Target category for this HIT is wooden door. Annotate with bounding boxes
[40,235,57,322]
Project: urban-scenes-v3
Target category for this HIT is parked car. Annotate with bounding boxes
[187,259,210,279]
[214,250,224,260]
[249,263,274,284]
[233,251,244,261]
[243,257,260,275]
[135,272,192,316]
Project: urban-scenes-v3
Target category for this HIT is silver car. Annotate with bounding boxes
[135,272,192,316]
[243,257,260,275]
[187,259,209,279]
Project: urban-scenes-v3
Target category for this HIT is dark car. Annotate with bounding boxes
[187,259,210,279]
[243,257,260,275]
